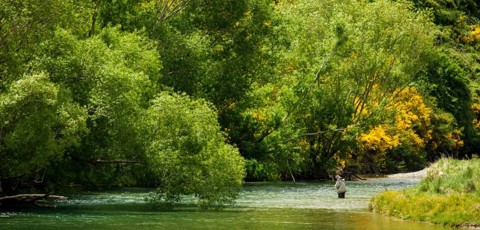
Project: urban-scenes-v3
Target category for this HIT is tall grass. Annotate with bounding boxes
[369,158,480,227]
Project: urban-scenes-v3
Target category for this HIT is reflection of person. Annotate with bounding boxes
[335,175,346,198]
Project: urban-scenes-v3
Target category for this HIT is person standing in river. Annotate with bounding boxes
[335,175,346,198]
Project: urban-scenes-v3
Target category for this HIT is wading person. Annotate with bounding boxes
[335,175,346,198]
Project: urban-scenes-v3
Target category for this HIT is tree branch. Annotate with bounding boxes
[0,194,67,202]
[89,0,99,37]
[156,0,192,25]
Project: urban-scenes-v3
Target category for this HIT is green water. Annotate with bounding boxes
[0,178,455,229]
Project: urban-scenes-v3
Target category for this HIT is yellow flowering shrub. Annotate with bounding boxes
[391,87,433,148]
[356,87,433,170]
[360,125,399,152]
[472,26,480,40]
[445,130,464,149]
[461,25,480,44]
[359,87,432,150]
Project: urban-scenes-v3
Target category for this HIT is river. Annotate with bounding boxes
[0,177,455,230]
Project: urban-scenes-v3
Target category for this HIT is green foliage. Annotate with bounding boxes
[144,93,245,209]
[172,0,275,111]
[409,0,480,159]
[425,110,463,161]
[370,158,480,226]
[0,73,87,180]
[0,0,91,86]
[149,0,278,180]
[272,0,437,176]
[409,0,479,25]
[95,0,143,31]
[420,53,470,122]
[152,26,211,96]
[417,52,476,158]
[1,0,251,208]
[26,27,162,187]
[37,27,160,102]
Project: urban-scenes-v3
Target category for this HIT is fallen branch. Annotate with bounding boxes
[0,194,67,201]
[352,173,366,180]
[0,194,67,207]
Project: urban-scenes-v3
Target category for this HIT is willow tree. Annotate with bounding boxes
[26,27,162,186]
[90,0,278,164]
[144,93,245,209]
[0,0,92,196]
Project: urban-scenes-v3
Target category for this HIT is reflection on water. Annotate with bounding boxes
[0,178,455,230]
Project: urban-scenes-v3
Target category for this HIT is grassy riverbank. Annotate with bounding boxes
[369,158,480,228]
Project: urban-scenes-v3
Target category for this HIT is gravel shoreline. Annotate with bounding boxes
[386,168,428,179]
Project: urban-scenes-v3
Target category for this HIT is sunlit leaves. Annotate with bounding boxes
[34,28,160,162]
[145,93,245,208]
[0,73,87,178]
[0,0,92,86]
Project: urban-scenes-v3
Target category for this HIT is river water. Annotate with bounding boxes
[0,178,455,230]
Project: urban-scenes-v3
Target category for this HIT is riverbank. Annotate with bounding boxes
[369,158,480,228]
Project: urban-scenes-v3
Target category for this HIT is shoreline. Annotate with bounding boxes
[370,159,480,229]
[386,168,428,179]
